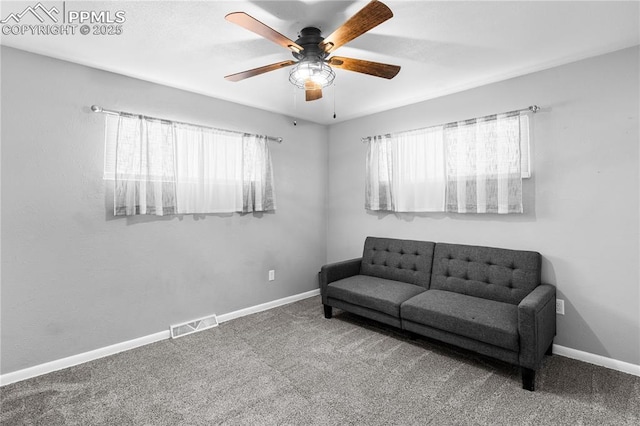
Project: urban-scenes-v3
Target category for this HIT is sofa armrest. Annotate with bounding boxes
[319,258,362,304]
[518,284,556,369]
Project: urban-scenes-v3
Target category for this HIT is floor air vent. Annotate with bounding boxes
[170,314,218,339]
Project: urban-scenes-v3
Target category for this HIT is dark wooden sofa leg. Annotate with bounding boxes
[323,305,332,319]
[406,331,419,341]
[546,343,553,356]
[522,368,535,391]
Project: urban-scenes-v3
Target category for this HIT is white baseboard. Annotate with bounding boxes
[0,288,320,387]
[0,330,170,387]
[552,344,640,377]
[5,289,636,387]
[217,289,320,323]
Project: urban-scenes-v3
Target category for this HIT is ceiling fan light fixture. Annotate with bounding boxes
[289,59,335,89]
[225,1,400,103]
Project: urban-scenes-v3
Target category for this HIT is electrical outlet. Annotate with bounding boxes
[556,299,565,315]
[268,270,275,281]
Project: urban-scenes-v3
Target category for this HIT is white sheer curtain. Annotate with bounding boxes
[111,117,276,216]
[394,128,445,212]
[242,135,276,213]
[444,112,522,214]
[365,110,526,214]
[365,135,393,210]
[114,115,177,216]
[365,129,445,212]
[174,125,243,214]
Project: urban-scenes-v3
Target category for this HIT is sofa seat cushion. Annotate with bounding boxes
[327,275,426,318]
[401,290,519,351]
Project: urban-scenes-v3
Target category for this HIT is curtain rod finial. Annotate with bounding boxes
[91,105,102,113]
[529,105,540,113]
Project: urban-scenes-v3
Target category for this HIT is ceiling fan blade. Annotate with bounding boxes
[225,60,297,82]
[304,80,323,101]
[328,56,400,79]
[320,0,393,53]
[225,12,304,53]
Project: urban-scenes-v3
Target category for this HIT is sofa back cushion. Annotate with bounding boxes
[361,237,435,288]
[431,243,541,305]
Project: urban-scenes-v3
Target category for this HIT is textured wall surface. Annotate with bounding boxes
[327,47,640,365]
[1,47,328,374]
[2,45,639,375]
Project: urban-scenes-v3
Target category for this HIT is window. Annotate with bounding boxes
[174,124,244,214]
[365,127,445,212]
[103,114,276,216]
[365,110,531,214]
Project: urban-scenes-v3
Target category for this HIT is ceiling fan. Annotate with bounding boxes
[224,0,401,102]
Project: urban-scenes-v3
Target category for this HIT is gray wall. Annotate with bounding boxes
[2,45,639,375]
[1,47,328,374]
[327,47,640,365]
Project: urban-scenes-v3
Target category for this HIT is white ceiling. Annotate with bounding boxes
[1,1,638,125]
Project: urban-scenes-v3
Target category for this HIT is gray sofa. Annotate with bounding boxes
[320,237,556,391]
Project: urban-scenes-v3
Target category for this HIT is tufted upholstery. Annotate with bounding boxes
[321,237,555,391]
[361,237,435,288]
[430,243,541,305]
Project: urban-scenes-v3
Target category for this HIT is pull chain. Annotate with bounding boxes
[333,83,337,119]
[292,85,298,126]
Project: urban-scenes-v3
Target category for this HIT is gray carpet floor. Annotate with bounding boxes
[1,295,639,425]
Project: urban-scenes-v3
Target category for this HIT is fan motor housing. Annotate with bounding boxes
[292,27,328,61]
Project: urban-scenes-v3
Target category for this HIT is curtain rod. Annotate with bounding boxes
[360,105,540,143]
[90,105,283,143]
